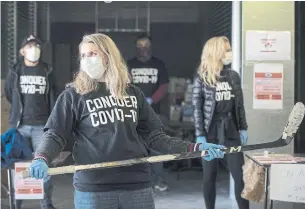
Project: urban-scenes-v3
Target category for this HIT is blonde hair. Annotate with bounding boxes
[198,36,229,87]
[71,33,130,99]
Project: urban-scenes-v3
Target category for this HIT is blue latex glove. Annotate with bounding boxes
[200,143,225,161]
[29,159,49,181]
[240,130,248,145]
[196,136,207,144]
[146,97,153,105]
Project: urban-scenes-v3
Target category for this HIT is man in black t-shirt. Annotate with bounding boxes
[5,35,56,209]
[127,34,169,115]
[127,34,169,191]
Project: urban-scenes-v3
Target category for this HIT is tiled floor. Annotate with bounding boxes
[1,168,238,209]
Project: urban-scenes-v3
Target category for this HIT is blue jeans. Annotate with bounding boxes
[74,188,155,209]
[16,125,54,208]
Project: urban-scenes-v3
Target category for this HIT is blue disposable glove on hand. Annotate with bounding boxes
[196,136,207,144]
[240,130,248,145]
[200,143,225,161]
[29,159,49,181]
[146,97,153,105]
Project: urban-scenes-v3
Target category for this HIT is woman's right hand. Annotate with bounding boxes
[200,143,225,161]
[29,159,49,180]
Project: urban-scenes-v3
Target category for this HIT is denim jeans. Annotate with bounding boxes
[74,188,155,209]
[16,125,54,209]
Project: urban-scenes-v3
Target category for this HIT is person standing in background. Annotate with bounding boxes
[127,34,169,192]
[5,35,57,209]
[192,36,249,209]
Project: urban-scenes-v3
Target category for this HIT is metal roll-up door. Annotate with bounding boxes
[1,1,39,77]
[6,2,17,71]
[28,1,37,36]
[208,2,232,41]
[17,1,29,50]
[1,2,9,77]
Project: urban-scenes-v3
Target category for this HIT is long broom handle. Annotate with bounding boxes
[20,102,305,179]
[20,152,207,178]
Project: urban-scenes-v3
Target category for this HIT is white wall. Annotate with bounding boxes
[242,2,296,209]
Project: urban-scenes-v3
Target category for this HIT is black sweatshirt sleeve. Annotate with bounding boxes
[134,86,201,154]
[34,89,76,164]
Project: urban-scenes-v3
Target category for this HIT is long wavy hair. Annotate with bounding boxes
[70,33,130,99]
[198,36,230,87]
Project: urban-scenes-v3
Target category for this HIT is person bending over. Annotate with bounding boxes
[192,36,249,209]
[27,33,225,209]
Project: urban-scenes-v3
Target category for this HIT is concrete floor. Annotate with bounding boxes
[1,168,238,209]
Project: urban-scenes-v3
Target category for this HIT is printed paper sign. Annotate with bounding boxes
[246,31,291,61]
[270,164,305,203]
[14,162,44,199]
[253,63,283,109]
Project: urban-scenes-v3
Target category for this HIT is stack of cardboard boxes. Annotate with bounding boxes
[168,77,194,123]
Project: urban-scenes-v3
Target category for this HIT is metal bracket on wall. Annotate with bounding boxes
[95,1,151,34]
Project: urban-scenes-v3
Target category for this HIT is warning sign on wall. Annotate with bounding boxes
[246,31,291,61]
[14,162,44,199]
[253,63,283,109]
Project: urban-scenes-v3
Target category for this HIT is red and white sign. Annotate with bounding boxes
[253,63,283,109]
[14,162,44,199]
[246,31,291,61]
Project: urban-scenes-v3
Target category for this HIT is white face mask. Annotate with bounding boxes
[80,56,106,80]
[222,51,232,65]
[25,47,41,62]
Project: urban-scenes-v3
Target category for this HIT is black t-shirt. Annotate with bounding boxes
[208,72,240,144]
[215,73,235,113]
[127,57,169,114]
[20,64,49,125]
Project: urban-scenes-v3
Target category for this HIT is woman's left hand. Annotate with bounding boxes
[199,143,225,161]
[240,130,248,145]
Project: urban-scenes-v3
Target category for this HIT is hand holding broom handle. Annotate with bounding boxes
[20,150,214,178]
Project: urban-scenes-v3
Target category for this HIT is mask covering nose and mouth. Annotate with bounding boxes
[25,47,41,62]
[222,51,232,65]
[138,46,149,56]
[136,38,152,62]
[137,46,152,62]
[80,56,106,80]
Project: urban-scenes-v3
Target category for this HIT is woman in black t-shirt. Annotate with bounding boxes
[192,36,249,209]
